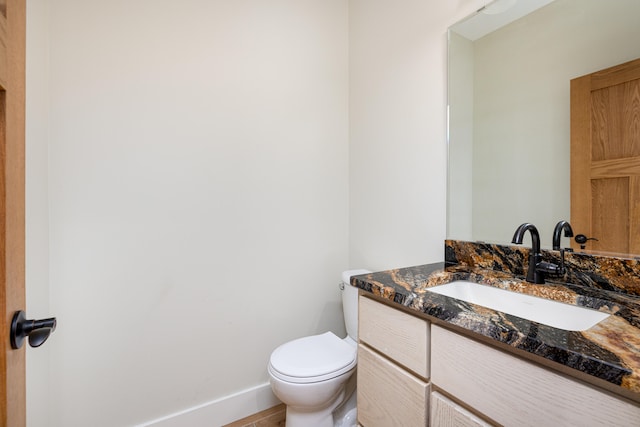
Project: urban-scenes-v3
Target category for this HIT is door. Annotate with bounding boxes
[0,0,27,425]
[570,57,640,254]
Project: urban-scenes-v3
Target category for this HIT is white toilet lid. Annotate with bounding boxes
[269,332,356,383]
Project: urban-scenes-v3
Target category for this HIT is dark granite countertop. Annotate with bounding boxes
[351,262,640,401]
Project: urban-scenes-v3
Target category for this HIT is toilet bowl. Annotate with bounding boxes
[267,269,369,427]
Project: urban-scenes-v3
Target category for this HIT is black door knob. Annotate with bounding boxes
[575,234,599,250]
[10,310,57,349]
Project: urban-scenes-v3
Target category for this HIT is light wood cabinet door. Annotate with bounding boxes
[430,392,492,427]
[357,344,429,427]
[359,296,429,379]
[431,326,640,427]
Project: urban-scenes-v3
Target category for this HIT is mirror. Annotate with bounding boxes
[447,0,640,252]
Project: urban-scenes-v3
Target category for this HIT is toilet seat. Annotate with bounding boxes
[269,332,357,384]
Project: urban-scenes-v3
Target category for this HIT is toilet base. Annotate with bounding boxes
[284,374,357,427]
[333,381,357,427]
[285,410,333,427]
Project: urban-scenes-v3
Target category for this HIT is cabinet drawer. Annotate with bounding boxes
[431,325,640,427]
[359,296,429,378]
[357,344,429,427]
[430,392,492,427]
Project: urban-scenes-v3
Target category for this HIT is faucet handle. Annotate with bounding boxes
[536,261,563,276]
[536,250,567,278]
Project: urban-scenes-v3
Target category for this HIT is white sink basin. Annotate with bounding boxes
[426,281,610,331]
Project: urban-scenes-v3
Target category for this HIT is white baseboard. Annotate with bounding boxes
[137,382,281,427]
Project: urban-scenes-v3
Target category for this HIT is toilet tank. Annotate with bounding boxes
[341,269,370,341]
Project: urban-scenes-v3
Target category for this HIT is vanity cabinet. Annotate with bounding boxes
[357,296,640,427]
[357,295,430,426]
[431,325,640,427]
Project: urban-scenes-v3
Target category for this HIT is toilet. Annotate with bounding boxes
[268,269,370,427]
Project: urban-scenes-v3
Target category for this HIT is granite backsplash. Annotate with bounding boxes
[445,239,640,297]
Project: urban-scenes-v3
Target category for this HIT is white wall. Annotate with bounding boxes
[26,0,486,425]
[29,1,349,426]
[349,0,484,269]
[25,1,51,426]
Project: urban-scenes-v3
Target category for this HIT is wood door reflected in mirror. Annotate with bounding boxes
[447,0,640,255]
[571,58,640,254]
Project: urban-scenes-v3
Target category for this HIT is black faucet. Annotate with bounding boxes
[512,223,564,284]
[552,220,574,250]
[512,223,544,283]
